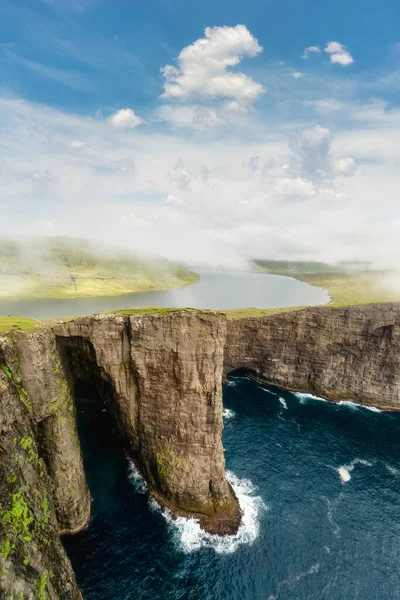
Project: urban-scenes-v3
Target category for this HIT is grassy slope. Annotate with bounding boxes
[2,257,399,333]
[226,260,400,319]
[0,237,199,299]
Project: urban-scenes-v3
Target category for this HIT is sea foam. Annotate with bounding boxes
[279,397,288,410]
[223,408,236,420]
[336,458,373,484]
[295,392,383,413]
[131,467,267,554]
[127,463,148,494]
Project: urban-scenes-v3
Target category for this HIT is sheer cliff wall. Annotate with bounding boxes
[2,304,400,598]
[0,311,238,599]
[225,304,400,409]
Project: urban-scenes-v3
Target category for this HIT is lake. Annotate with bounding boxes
[0,271,329,319]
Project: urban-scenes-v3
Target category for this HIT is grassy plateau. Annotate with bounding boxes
[0,237,198,300]
[1,251,400,332]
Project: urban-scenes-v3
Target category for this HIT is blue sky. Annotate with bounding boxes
[1,0,400,270]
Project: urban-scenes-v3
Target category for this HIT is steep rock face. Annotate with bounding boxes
[225,304,400,408]
[14,330,90,534]
[54,311,240,534]
[0,334,82,599]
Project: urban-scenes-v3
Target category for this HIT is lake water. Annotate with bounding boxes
[64,376,400,599]
[0,271,329,319]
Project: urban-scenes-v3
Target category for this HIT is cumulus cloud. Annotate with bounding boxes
[1,90,397,269]
[108,108,143,129]
[289,72,306,79]
[302,46,321,59]
[333,157,357,176]
[288,125,356,182]
[160,25,264,111]
[324,41,354,66]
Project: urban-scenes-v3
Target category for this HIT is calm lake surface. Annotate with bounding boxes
[64,376,400,600]
[0,271,329,319]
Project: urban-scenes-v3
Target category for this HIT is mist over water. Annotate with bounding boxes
[0,271,329,319]
[64,377,400,600]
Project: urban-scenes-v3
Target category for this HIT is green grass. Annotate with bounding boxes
[0,236,199,299]
[225,260,400,320]
[0,316,40,333]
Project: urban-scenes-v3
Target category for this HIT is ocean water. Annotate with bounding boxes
[64,377,400,599]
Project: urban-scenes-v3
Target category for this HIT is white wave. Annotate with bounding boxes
[149,471,267,555]
[127,463,148,494]
[365,405,382,413]
[296,392,384,413]
[386,464,400,477]
[337,400,383,413]
[223,408,236,420]
[338,400,360,411]
[336,458,373,484]
[279,397,288,410]
[259,386,278,396]
[295,392,328,404]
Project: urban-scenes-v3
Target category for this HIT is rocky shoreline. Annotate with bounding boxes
[2,304,400,597]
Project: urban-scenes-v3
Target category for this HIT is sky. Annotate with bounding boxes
[1,0,400,267]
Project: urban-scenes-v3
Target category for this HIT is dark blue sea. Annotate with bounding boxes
[64,376,400,599]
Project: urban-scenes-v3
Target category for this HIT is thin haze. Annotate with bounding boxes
[1,1,400,269]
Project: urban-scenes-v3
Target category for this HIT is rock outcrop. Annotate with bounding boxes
[0,333,83,599]
[53,312,239,533]
[1,310,239,599]
[225,303,400,409]
[3,303,400,598]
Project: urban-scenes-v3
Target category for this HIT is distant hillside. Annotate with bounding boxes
[0,237,199,299]
[253,259,359,275]
[251,258,400,311]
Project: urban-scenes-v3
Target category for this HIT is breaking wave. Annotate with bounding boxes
[279,397,288,410]
[295,392,383,414]
[148,471,267,554]
[336,458,374,484]
[295,392,328,404]
[127,463,148,494]
[223,408,236,420]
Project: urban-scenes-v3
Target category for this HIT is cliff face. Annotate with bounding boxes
[3,304,400,598]
[225,304,400,408]
[1,311,239,599]
[0,334,83,599]
[53,312,239,533]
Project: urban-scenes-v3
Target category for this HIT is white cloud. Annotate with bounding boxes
[288,125,356,182]
[289,72,306,79]
[302,46,321,59]
[333,157,357,176]
[166,193,183,205]
[2,90,399,269]
[69,140,87,149]
[324,41,354,66]
[158,105,225,130]
[108,108,143,129]
[160,25,264,111]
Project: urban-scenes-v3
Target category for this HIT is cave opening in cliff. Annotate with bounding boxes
[54,335,135,480]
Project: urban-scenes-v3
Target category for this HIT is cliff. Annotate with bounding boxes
[0,311,239,599]
[2,303,400,598]
[225,303,400,409]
